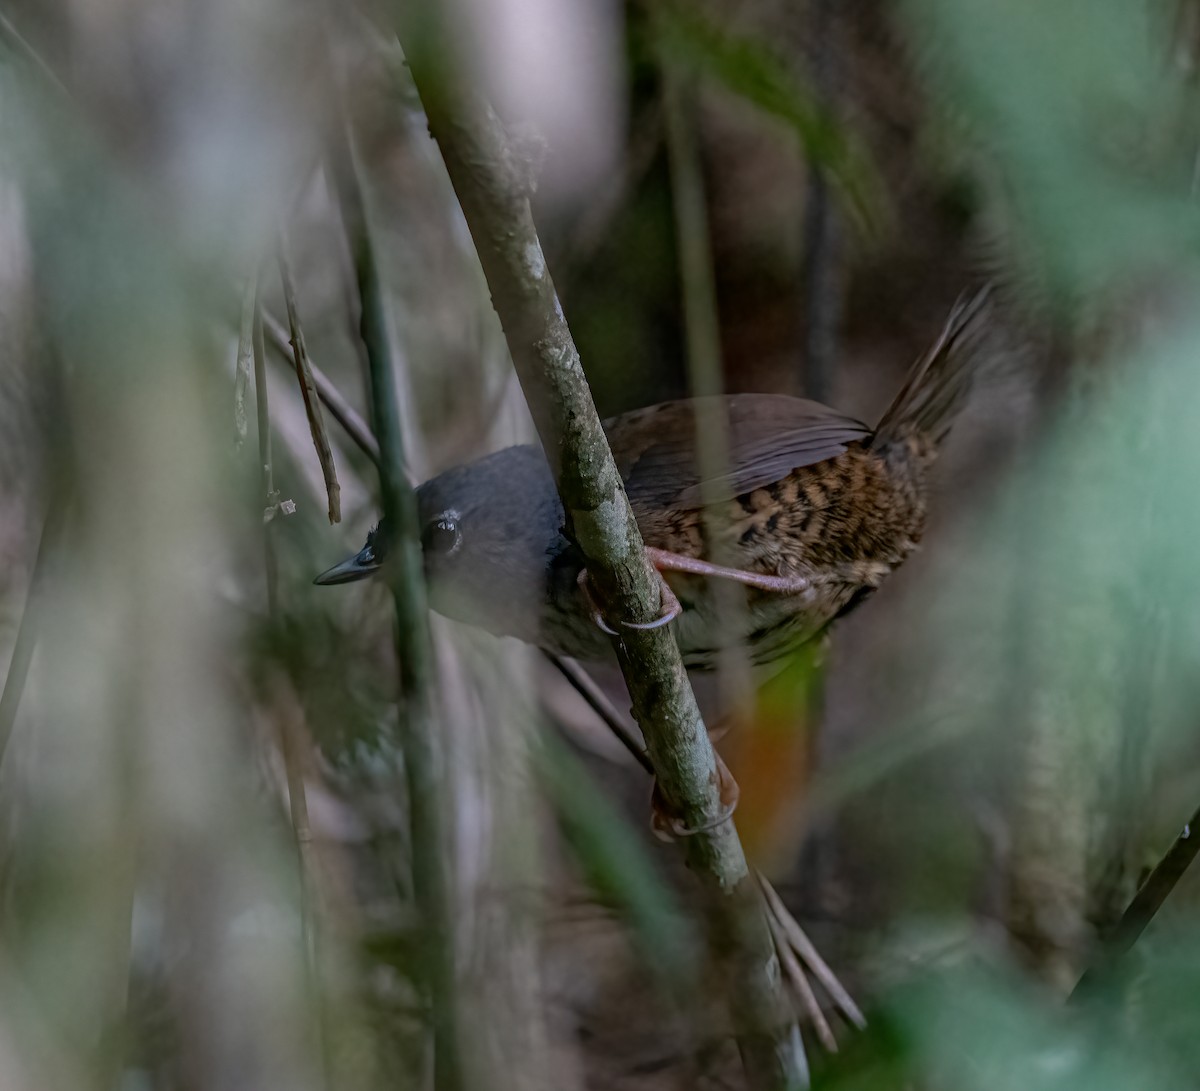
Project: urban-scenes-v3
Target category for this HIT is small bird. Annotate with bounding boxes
[315,291,988,1045]
[315,290,988,670]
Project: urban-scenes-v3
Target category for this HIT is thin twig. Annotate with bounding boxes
[325,106,466,1091]
[757,871,865,1029]
[261,305,378,462]
[660,67,724,409]
[261,307,381,464]
[234,273,256,446]
[1071,801,1200,1001]
[391,17,804,1086]
[544,652,653,774]
[0,11,69,98]
[277,234,342,524]
[765,906,835,1052]
[0,489,67,771]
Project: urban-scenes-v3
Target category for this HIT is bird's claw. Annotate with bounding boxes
[650,751,740,841]
[577,565,682,637]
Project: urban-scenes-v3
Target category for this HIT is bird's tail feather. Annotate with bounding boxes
[871,286,991,450]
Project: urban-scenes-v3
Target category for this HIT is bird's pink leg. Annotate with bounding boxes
[650,749,740,841]
[577,546,809,637]
[644,546,810,595]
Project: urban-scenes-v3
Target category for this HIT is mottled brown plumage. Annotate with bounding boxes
[315,290,989,670]
[624,431,934,666]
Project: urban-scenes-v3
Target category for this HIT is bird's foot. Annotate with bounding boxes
[577,565,682,636]
[644,547,811,595]
[756,871,866,1051]
[649,750,740,841]
[578,547,811,640]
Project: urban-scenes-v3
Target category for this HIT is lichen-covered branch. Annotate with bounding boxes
[391,19,803,1088]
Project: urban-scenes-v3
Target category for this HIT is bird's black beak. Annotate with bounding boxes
[313,545,381,586]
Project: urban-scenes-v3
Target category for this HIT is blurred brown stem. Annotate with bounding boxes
[278,234,342,524]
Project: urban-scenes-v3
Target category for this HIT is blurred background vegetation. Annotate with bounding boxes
[0,0,1198,1088]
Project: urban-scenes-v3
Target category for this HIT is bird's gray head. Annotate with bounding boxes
[314,445,573,645]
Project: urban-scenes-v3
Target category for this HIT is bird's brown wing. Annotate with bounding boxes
[605,394,872,511]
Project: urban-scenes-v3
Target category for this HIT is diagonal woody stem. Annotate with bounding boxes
[387,14,805,1088]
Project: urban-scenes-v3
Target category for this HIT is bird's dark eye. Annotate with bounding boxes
[421,514,462,557]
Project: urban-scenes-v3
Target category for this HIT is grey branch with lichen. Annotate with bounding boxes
[391,21,804,1088]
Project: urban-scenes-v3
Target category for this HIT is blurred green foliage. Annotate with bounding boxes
[904,0,1200,305]
[534,731,697,987]
[1,0,1200,1089]
[648,2,883,231]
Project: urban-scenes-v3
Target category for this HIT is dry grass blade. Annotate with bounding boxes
[757,872,866,1030]
[277,233,342,524]
[765,903,837,1052]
